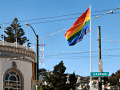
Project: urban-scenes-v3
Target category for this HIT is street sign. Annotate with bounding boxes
[91,72,109,77]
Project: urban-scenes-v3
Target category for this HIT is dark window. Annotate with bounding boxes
[4,70,22,90]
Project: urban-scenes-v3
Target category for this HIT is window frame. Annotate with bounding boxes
[3,68,24,90]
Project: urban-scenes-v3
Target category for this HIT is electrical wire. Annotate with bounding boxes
[18,8,120,22]
[44,48,120,57]
[0,8,120,47]
[23,11,120,26]
[1,10,120,29]
[45,54,120,59]
[38,15,100,39]
[0,7,120,25]
[0,12,106,28]
[102,40,120,42]
[38,11,120,40]
[20,12,120,49]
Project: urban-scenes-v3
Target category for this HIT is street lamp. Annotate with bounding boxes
[26,23,39,81]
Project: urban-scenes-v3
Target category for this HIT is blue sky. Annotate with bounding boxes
[0,0,120,76]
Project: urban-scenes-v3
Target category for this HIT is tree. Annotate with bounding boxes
[116,70,120,86]
[46,61,68,90]
[109,70,120,87]
[2,18,29,45]
[69,72,77,90]
[109,73,117,86]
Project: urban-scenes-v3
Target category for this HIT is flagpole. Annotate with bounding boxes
[90,5,92,90]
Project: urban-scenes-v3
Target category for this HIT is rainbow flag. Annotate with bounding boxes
[65,7,90,46]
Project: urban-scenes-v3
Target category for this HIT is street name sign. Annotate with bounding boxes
[91,72,109,77]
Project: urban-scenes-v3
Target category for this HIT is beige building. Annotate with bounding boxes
[0,41,36,90]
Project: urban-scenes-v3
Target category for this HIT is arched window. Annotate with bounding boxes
[4,70,22,90]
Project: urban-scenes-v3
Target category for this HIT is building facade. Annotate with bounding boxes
[0,41,36,90]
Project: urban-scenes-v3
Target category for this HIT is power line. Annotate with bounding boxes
[24,11,120,25]
[38,15,99,39]
[44,48,120,57]
[0,8,120,46]
[0,7,120,25]
[45,54,120,59]
[1,11,117,48]
[102,39,120,42]
[0,10,120,30]
[38,12,120,40]
[19,8,120,22]
[14,8,120,23]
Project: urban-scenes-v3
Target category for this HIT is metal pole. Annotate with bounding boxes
[98,26,102,90]
[36,35,39,81]
[26,23,39,89]
[90,5,92,90]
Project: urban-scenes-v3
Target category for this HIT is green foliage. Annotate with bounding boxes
[69,72,77,90]
[46,61,69,90]
[103,77,108,85]
[109,70,120,87]
[41,61,78,90]
[39,85,52,90]
[2,18,30,45]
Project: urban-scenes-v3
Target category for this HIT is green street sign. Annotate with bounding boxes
[91,72,109,77]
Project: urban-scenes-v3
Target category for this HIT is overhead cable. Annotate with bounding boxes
[0,7,120,25]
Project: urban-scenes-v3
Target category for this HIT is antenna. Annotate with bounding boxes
[39,40,45,69]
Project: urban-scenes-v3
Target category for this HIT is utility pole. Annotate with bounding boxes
[36,35,39,81]
[98,26,102,90]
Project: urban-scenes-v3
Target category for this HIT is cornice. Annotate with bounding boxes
[0,41,36,61]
